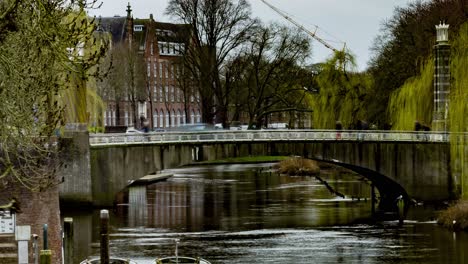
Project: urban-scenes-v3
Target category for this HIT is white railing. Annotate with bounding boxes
[88,130,466,147]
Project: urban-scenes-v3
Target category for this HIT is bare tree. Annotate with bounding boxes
[227,24,313,128]
[166,0,258,126]
[97,42,146,128]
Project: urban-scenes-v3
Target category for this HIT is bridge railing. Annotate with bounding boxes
[88,130,465,147]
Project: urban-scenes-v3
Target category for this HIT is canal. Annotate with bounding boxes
[62,163,468,263]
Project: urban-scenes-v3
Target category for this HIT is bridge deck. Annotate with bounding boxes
[88,130,464,147]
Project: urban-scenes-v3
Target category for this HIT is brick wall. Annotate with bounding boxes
[0,183,62,263]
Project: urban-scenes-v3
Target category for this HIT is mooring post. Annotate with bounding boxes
[63,218,74,264]
[43,224,48,250]
[100,210,110,264]
[32,234,39,264]
[40,224,51,264]
[371,184,376,215]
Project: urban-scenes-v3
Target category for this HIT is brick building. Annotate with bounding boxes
[99,3,201,130]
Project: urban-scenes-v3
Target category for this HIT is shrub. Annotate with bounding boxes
[277,157,320,176]
[437,200,468,231]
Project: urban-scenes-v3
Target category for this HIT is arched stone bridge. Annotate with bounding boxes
[60,130,467,209]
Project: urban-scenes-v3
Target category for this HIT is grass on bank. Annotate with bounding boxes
[438,200,468,231]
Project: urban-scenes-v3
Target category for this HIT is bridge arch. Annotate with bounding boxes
[313,159,410,212]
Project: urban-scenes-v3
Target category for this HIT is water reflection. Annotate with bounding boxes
[128,186,147,227]
[63,163,468,264]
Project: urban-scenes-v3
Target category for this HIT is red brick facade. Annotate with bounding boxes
[0,184,61,263]
[101,4,201,130]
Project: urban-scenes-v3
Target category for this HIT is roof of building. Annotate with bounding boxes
[97,15,191,45]
[98,16,128,43]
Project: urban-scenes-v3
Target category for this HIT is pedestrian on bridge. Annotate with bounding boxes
[335,121,342,140]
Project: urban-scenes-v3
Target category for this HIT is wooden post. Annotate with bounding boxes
[100,210,110,264]
[63,218,74,264]
[33,234,39,264]
[371,184,376,215]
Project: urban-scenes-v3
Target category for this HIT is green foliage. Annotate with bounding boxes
[368,0,467,126]
[449,23,468,135]
[387,59,434,130]
[310,51,373,129]
[0,0,104,190]
[387,22,467,197]
[449,23,468,197]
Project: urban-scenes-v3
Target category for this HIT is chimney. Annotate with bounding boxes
[126,2,134,46]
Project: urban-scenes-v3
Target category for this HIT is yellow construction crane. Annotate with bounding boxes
[260,0,347,68]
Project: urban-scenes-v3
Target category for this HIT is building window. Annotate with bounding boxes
[191,110,195,124]
[165,111,170,127]
[134,25,144,32]
[158,43,164,54]
[160,109,164,128]
[171,109,176,127]
[104,110,108,126]
[171,86,174,102]
[153,110,158,128]
[165,62,169,79]
[159,85,163,102]
[159,62,163,77]
[165,85,169,102]
[196,110,201,123]
[177,110,182,126]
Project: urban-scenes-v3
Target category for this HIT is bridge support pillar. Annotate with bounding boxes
[59,123,92,204]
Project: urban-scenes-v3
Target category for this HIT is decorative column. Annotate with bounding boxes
[432,22,450,131]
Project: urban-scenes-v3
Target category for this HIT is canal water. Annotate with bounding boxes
[63,163,468,263]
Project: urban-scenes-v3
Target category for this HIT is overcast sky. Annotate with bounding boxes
[89,0,415,71]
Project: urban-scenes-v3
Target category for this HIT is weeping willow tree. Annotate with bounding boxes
[310,51,373,129]
[0,0,105,191]
[449,23,468,198]
[59,5,108,126]
[387,59,434,130]
[388,22,468,197]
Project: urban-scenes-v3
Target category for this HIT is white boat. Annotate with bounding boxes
[155,256,211,264]
[155,239,211,264]
[80,257,137,264]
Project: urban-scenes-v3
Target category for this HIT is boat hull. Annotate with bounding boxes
[156,256,211,264]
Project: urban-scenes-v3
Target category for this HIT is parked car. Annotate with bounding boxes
[126,127,143,134]
[173,123,215,131]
